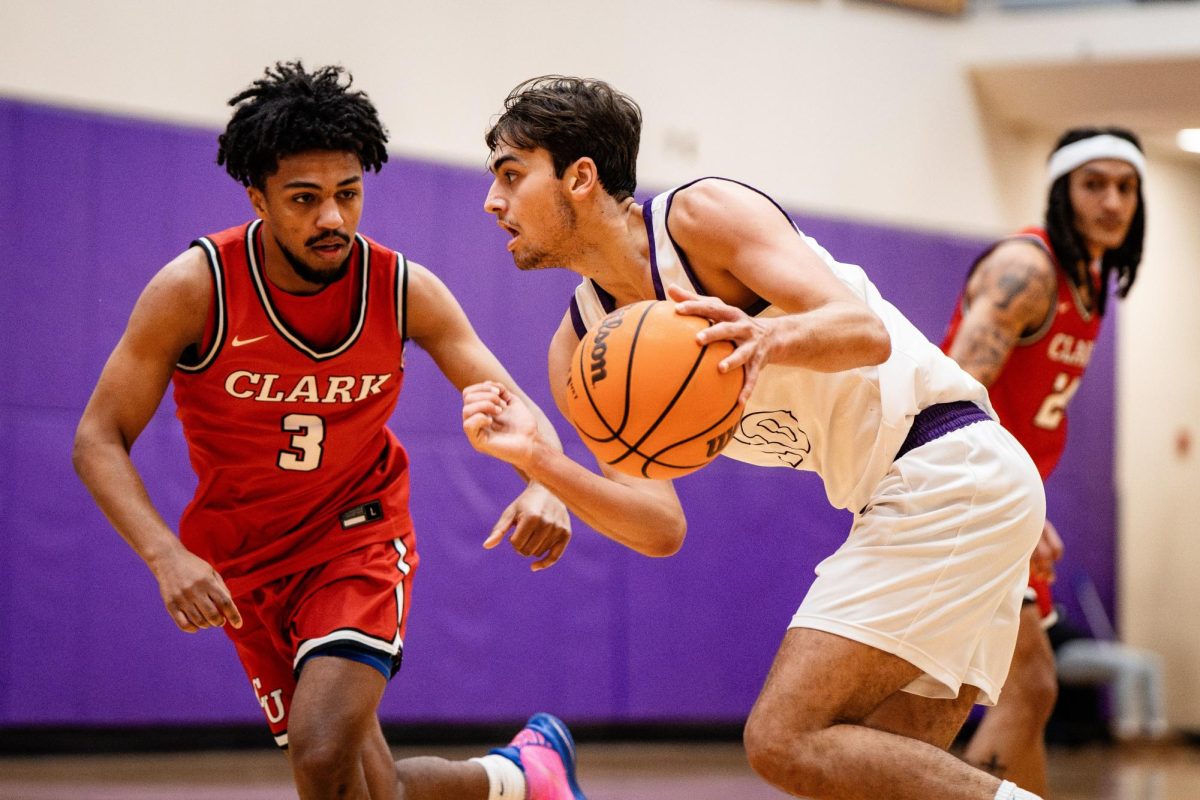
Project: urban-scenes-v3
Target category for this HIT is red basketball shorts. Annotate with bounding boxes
[224,537,417,747]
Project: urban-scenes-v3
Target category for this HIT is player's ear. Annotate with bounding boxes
[565,157,599,196]
[247,185,268,219]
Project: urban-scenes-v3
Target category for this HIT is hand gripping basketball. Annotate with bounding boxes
[566,300,746,479]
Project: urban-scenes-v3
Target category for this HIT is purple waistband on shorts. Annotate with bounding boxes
[894,401,991,462]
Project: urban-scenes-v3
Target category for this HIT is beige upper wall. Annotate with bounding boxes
[3,0,1199,233]
[1116,162,1200,725]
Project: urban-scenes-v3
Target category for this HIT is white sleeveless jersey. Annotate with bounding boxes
[569,179,993,512]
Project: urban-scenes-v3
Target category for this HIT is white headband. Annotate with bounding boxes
[1047,134,1146,187]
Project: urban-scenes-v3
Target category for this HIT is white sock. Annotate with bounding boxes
[994,779,1043,800]
[471,754,527,800]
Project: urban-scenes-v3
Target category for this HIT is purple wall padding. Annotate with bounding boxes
[0,98,1116,729]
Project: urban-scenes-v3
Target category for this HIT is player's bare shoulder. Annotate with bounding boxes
[159,245,214,298]
[399,260,461,342]
[130,245,215,350]
[966,238,1057,336]
[667,179,781,245]
[664,180,781,307]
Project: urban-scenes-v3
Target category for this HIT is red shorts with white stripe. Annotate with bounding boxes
[1024,573,1058,629]
[224,537,418,747]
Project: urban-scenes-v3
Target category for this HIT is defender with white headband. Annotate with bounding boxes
[942,126,1146,795]
[1046,132,1147,187]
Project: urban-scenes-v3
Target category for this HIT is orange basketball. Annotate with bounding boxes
[565,300,745,479]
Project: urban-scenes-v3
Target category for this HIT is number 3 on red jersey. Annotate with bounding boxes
[279,413,325,471]
[1033,372,1080,431]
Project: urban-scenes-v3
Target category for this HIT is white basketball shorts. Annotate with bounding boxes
[789,419,1044,706]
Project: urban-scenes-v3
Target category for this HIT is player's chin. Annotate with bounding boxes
[305,258,344,276]
[1089,226,1128,250]
[513,250,554,272]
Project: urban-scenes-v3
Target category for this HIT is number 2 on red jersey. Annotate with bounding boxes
[1033,372,1080,431]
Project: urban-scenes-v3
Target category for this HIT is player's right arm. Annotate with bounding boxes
[73,248,241,633]
[463,312,687,557]
[945,240,1057,388]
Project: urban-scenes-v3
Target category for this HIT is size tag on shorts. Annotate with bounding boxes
[340,500,384,529]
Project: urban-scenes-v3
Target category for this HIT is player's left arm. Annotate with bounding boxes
[404,261,572,570]
[665,180,891,400]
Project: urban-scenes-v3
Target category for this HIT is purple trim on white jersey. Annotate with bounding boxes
[647,177,797,318]
[594,281,618,314]
[567,281,619,339]
[643,201,668,300]
[646,179,708,298]
[569,296,587,339]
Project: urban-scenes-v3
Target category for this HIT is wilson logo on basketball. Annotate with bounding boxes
[706,423,739,458]
[567,300,745,480]
[589,309,628,384]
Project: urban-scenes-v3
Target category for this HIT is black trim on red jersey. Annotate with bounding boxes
[245,221,370,361]
[177,236,227,373]
[398,253,409,345]
[395,252,409,371]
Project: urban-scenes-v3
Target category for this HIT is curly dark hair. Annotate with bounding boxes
[1044,126,1145,316]
[485,76,641,202]
[217,61,389,188]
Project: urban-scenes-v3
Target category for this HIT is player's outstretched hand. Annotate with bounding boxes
[462,381,538,469]
[668,283,768,403]
[151,546,242,633]
[484,483,573,571]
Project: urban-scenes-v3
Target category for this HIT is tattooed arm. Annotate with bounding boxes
[947,240,1057,387]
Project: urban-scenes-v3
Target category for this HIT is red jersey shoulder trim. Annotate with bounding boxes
[176,223,255,372]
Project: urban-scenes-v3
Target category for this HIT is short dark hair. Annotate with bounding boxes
[217,61,389,189]
[485,76,641,202]
[1045,126,1145,316]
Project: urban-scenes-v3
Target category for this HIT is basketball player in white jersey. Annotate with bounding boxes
[462,76,1046,800]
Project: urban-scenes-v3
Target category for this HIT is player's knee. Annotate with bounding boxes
[1007,649,1059,723]
[1027,661,1059,722]
[743,727,790,790]
[743,713,825,795]
[289,728,360,786]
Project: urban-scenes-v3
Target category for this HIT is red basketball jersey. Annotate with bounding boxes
[942,227,1102,480]
[173,220,414,596]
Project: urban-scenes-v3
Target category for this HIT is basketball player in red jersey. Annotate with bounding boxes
[943,127,1145,796]
[73,63,587,800]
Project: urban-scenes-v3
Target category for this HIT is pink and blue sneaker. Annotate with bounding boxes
[492,712,586,800]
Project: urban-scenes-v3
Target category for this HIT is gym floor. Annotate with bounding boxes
[2,739,1199,799]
